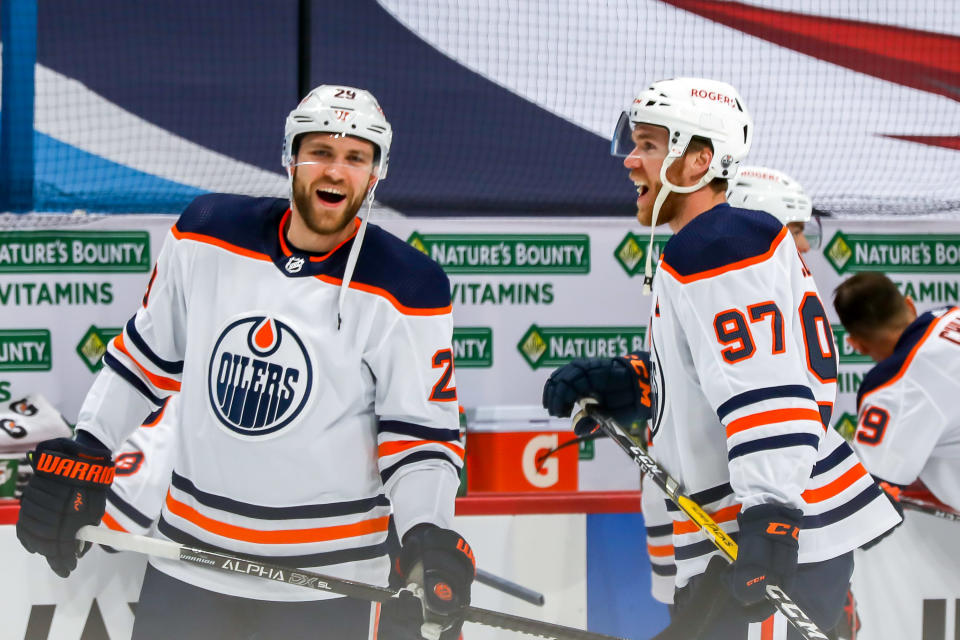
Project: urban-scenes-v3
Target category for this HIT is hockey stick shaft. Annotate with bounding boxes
[477,568,546,606]
[900,496,960,522]
[76,526,621,640]
[574,402,829,640]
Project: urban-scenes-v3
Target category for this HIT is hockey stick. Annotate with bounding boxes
[477,568,546,606]
[573,401,829,640]
[76,526,621,640]
[900,496,960,522]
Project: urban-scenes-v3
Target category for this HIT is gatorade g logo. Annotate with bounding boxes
[522,434,559,488]
[208,315,313,438]
[433,583,453,601]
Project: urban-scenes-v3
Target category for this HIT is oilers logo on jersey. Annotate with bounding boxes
[207,315,313,437]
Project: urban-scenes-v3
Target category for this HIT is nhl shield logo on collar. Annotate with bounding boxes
[285,256,305,273]
[207,315,314,439]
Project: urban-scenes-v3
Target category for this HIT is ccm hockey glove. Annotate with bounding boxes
[542,352,652,435]
[395,524,476,637]
[16,437,114,577]
[727,504,802,608]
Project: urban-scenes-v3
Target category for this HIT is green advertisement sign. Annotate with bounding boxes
[824,232,960,275]
[833,412,858,442]
[76,325,123,373]
[452,327,493,368]
[517,325,646,369]
[613,231,670,277]
[408,232,590,274]
[0,329,52,371]
[0,231,151,273]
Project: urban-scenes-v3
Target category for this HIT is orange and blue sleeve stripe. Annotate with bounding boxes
[377,420,463,484]
[104,315,184,406]
[716,385,823,460]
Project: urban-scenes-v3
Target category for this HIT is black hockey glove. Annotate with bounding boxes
[727,504,802,608]
[394,524,476,637]
[16,437,115,578]
[542,352,652,435]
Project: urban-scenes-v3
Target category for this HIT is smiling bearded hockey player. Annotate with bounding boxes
[16,85,474,640]
[543,78,900,639]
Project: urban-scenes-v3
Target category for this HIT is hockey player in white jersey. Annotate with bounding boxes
[543,78,901,639]
[16,85,474,639]
[640,165,823,610]
[834,273,960,512]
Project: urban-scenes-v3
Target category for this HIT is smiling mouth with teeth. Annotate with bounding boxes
[317,188,347,205]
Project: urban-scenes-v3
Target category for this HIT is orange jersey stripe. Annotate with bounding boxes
[859,308,956,407]
[647,543,674,558]
[112,334,182,392]
[726,407,823,438]
[171,226,273,262]
[165,492,390,544]
[171,224,450,317]
[660,227,788,284]
[315,274,452,317]
[378,440,465,461]
[101,511,129,533]
[802,464,869,504]
[673,504,742,535]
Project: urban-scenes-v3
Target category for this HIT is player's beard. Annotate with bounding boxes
[636,185,681,228]
[290,172,367,237]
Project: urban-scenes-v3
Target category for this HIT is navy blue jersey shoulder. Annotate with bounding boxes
[351,225,451,309]
[175,193,288,255]
[661,204,784,277]
[856,310,939,410]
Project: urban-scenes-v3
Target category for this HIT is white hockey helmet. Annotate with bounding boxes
[727,166,812,225]
[282,85,393,179]
[611,78,754,293]
[612,77,753,182]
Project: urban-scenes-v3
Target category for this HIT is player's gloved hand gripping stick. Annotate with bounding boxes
[75,525,626,640]
[572,400,830,640]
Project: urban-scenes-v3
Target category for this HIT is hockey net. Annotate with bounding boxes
[2,0,958,216]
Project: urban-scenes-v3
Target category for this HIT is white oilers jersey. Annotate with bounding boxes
[854,306,960,511]
[77,194,463,600]
[101,398,177,536]
[647,204,900,588]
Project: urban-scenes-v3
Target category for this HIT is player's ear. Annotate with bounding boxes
[845,333,868,356]
[904,296,917,320]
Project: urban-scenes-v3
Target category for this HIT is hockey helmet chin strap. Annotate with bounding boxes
[336,180,380,330]
[285,165,380,330]
[642,154,715,295]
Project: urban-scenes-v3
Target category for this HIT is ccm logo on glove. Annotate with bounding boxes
[765,522,799,539]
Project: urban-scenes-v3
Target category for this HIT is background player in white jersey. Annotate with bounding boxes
[727,166,817,255]
[16,85,474,639]
[543,78,900,639]
[833,273,960,512]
